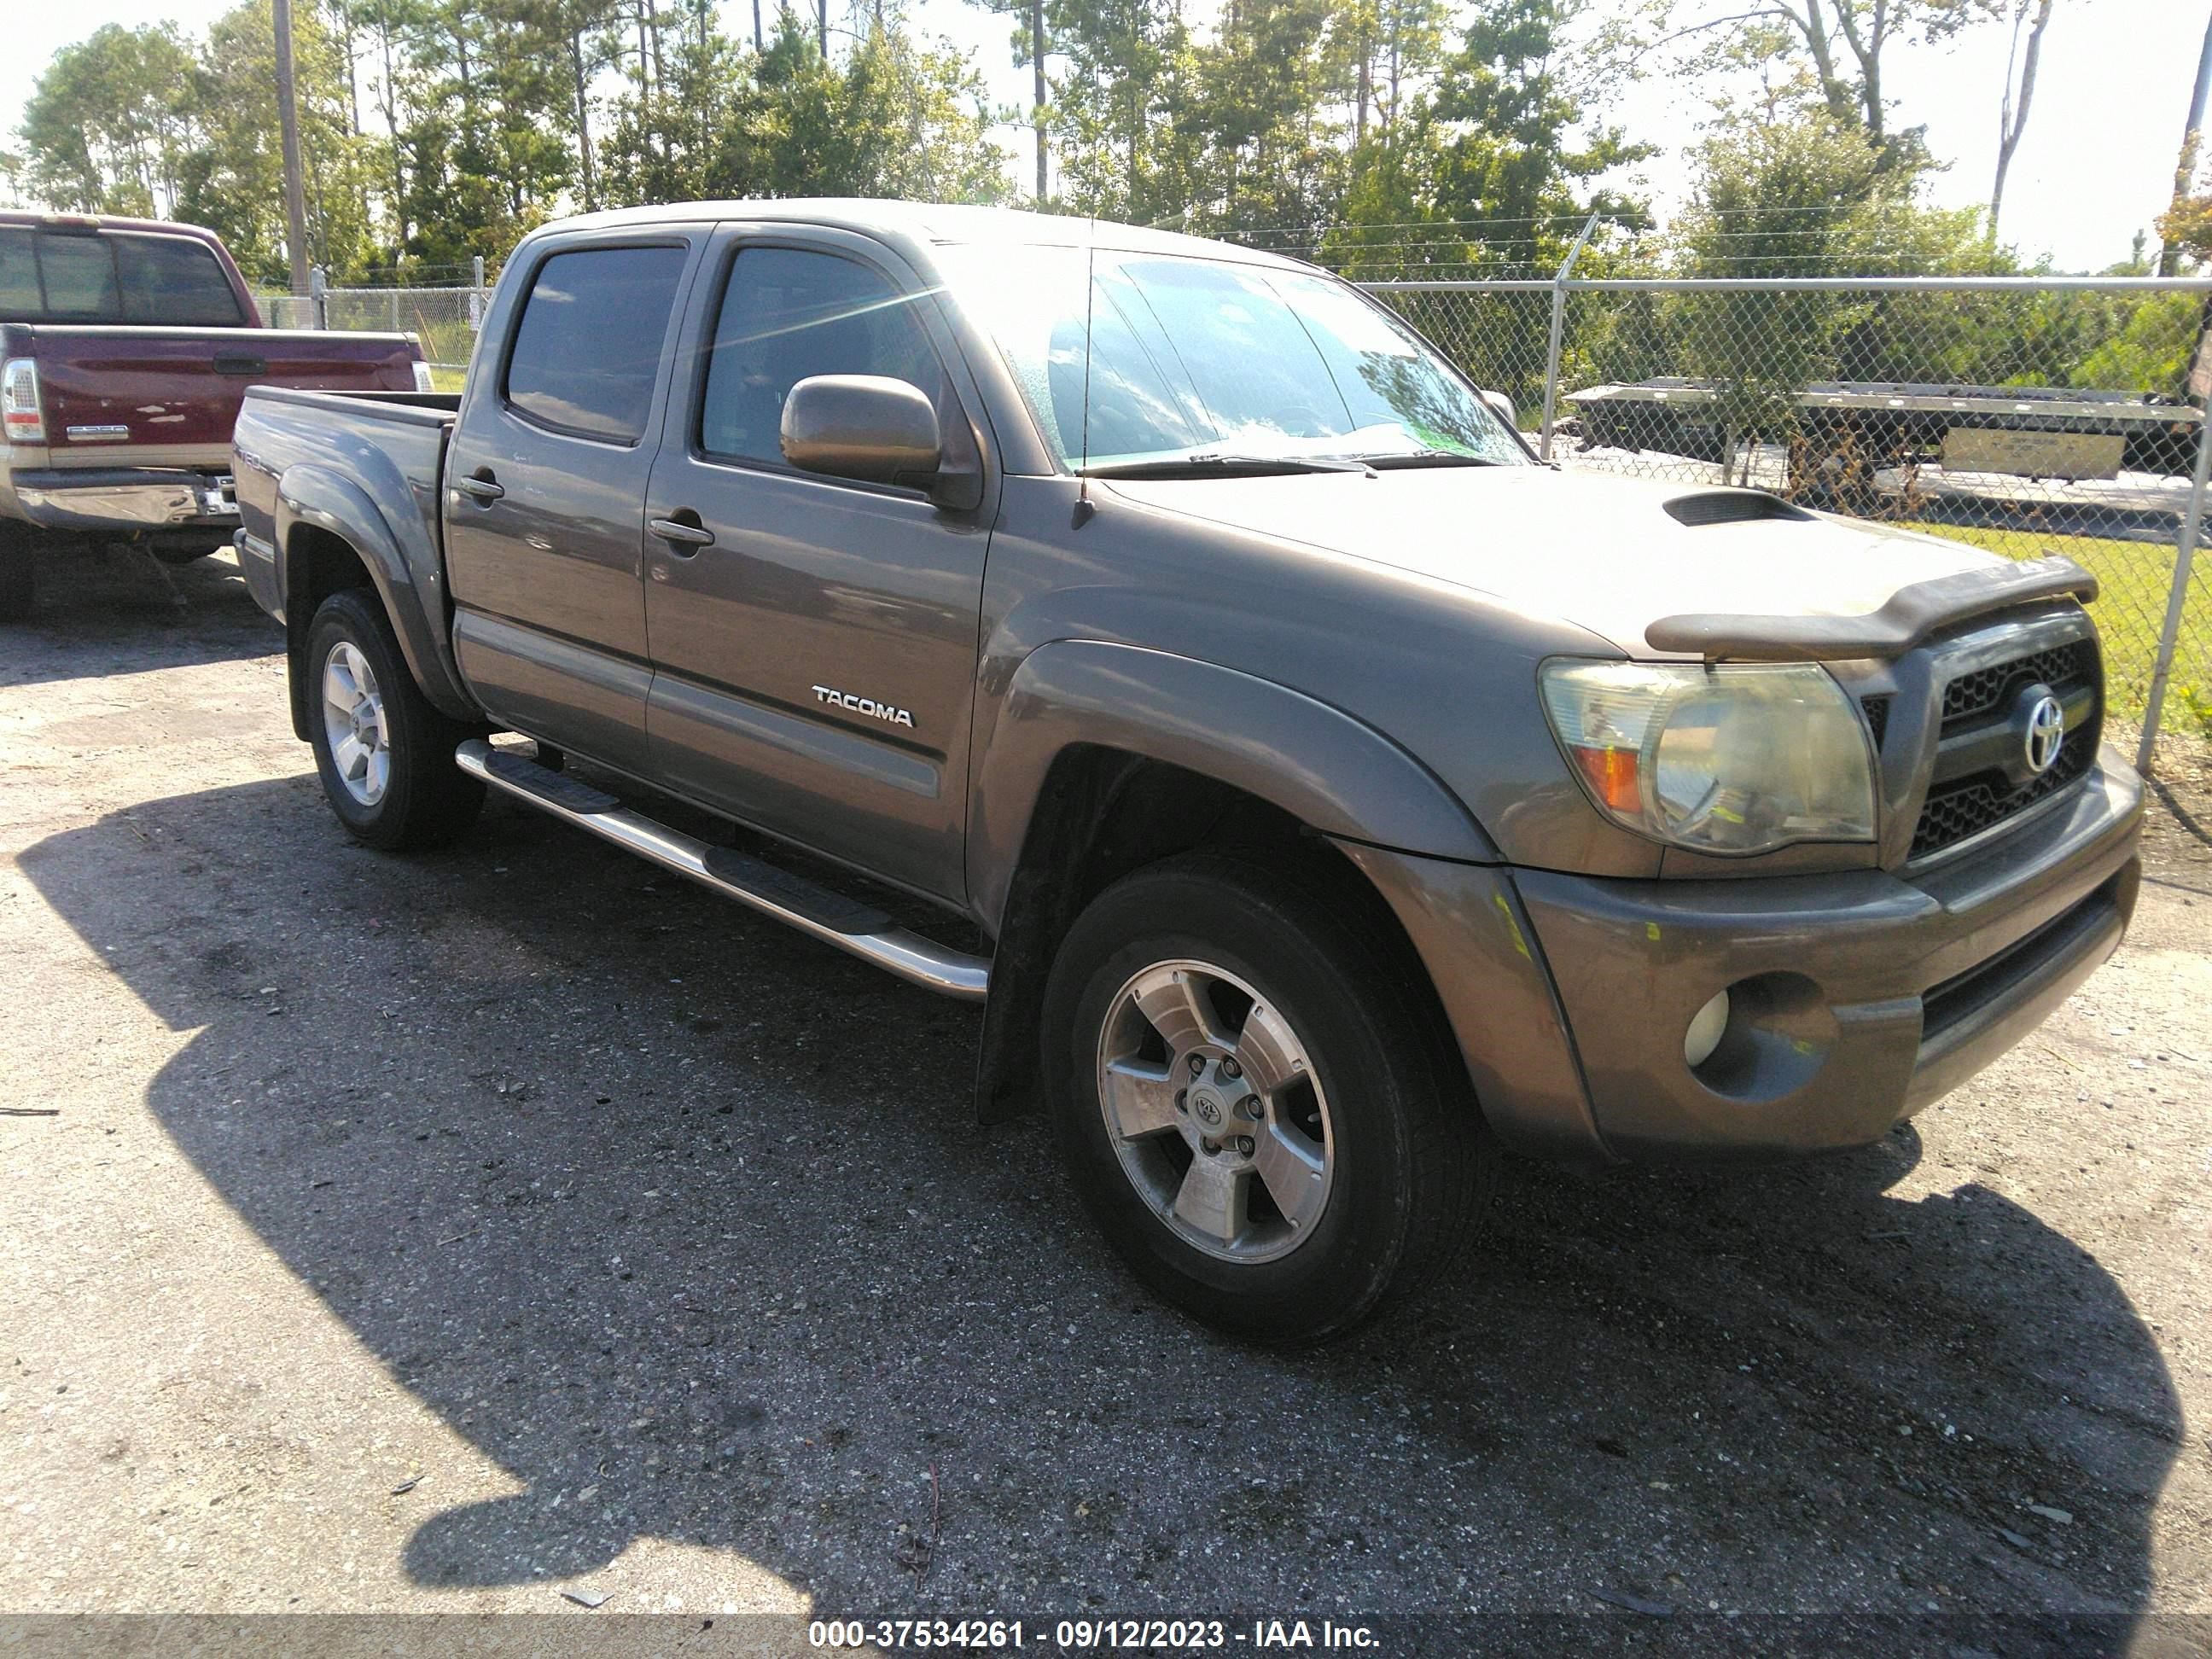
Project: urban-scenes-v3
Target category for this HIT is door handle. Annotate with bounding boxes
[456,474,504,503]
[649,515,715,550]
[212,352,267,376]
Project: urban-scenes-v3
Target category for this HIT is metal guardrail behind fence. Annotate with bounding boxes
[1361,269,2212,774]
[265,259,2212,774]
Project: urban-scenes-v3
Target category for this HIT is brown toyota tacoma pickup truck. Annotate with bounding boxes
[0,211,428,618]
[230,201,2144,1342]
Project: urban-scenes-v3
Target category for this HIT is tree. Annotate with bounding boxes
[593,7,1010,208]
[1425,0,1649,262]
[179,0,378,282]
[1366,0,1452,136]
[1988,0,2052,235]
[1675,113,1889,480]
[19,25,201,217]
[2159,7,2212,276]
[1322,0,1648,277]
[395,0,572,265]
[750,16,1011,201]
[597,0,748,204]
[329,0,428,260]
[546,0,628,212]
[965,0,1051,200]
[1185,0,1358,239]
[2160,173,2212,275]
[1046,0,1198,224]
[1662,0,1996,167]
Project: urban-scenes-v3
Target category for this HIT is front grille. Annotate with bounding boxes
[1860,694,1892,750]
[1912,744,2093,857]
[1940,639,2095,724]
[1910,634,2101,861]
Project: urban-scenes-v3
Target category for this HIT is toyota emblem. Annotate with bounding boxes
[2023,694,2065,776]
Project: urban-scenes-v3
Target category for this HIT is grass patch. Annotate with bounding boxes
[1899,521,2211,737]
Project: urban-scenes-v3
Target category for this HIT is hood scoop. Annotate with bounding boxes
[1662,490,1814,527]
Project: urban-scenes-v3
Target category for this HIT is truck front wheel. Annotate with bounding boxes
[1041,853,1493,1344]
[305,588,484,850]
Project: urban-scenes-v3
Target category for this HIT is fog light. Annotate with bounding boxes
[1684,990,1732,1068]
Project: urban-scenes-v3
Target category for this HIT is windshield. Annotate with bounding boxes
[934,243,1528,472]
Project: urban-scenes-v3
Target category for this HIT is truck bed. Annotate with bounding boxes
[230,384,459,632]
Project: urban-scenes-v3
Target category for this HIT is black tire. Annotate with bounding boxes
[1041,852,1495,1344]
[0,523,35,622]
[305,587,484,850]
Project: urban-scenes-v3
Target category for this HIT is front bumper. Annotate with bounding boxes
[4,467,238,536]
[1344,754,2143,1165]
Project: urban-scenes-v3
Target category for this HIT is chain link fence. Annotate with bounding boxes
[256,274,486,385]
[1365,272,2212,771]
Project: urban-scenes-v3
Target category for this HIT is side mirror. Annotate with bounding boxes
[782,374,943,491]
[1481,388,1518,430]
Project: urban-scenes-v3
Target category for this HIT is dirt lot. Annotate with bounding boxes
[2,544,2208,1654]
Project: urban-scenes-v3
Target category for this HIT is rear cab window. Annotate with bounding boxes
[37,236,120,317]
[0,230,38,315]
[0,226,245,326]
[502,245,690,444]
[114,234,247,324]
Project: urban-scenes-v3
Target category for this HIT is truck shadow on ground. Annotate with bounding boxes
[0,543,275,686]
[19,770,2184,1635]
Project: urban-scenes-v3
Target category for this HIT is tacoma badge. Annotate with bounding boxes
[812,684,915,729]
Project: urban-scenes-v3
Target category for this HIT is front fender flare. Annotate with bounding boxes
[276,464,476,734]
[968,640,1498,932]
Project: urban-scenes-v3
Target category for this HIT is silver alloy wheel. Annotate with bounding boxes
[1095,958,1334,1263]
[321,639,391,807]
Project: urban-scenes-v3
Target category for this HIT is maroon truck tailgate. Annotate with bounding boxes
[26,327,421,455]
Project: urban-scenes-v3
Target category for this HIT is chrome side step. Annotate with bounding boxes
[455,739,990,1002]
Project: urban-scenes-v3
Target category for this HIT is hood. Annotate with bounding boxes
[1098,465,2005,658]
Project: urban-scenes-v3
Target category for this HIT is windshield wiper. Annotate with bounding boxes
[1357,451,1502,470]
[1080,451,1378,480]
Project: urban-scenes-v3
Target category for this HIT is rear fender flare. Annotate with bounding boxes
[275,464,476,734]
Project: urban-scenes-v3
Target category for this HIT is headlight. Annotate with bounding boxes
[1540,660,1876,855]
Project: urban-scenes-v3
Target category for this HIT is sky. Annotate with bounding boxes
[1,0,2203,273]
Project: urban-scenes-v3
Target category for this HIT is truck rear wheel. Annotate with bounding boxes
[306,588,484,850]
[1041,853,1493,1344]
[0,524,35,622]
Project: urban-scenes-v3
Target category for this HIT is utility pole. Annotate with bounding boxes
[1032,0,1047,203]
[2160,4,2212,276]
[274,0,312,295]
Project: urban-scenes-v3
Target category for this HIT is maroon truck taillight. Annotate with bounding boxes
[2,358,44,445]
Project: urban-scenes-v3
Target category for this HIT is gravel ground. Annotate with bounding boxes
[2,544,2208,1655]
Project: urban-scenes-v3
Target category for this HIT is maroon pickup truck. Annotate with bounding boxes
[0,212,428,619]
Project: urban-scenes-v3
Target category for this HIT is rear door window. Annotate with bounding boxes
[114,234,244,325]
[504,245,689,444]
